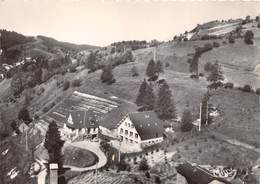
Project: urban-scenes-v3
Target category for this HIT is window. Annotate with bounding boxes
[120,136,123,141]
[125,130,128,135]
[130,139,133,143]
[135,141,138,144]
[120,128,123,134]
[125,122,127,126]
[125,138,128,142]
[135,133,138,139]
[130,132,133,137]
[156,132,158,138]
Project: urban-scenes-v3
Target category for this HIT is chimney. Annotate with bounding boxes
[49,163,58,184]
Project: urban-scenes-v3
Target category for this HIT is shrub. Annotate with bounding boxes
[139,158,149,171]
[244,30,254,45]
[72,79,81,87]
[256,88,260,95]
[224,82,234,89]
[242,84,252,92]
[154,176,161,184]
[69,64,77,73]
[229,36,235,44]
[199,73,204,77]
[145,171,151,178]
[63,80,70,91]
[213,42,220,48]
[165,62,170,68]
[204,62,213,72]
[222,41,227,45]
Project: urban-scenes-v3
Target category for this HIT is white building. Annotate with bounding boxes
[117,111,165,149]
[63,110,99,140]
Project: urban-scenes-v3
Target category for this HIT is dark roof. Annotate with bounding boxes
[129,111,165,141]
[65,110,99,129]
[176,162,231,184]
[99,101,137,129]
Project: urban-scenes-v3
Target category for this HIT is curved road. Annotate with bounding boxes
[64,141,107,172]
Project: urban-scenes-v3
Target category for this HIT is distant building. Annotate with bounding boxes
[117,111,165,149]
[63,110,99,140]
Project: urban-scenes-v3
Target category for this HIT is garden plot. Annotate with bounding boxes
[41,91,120,128]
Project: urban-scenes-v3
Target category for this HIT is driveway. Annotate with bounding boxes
[64,141,107,171]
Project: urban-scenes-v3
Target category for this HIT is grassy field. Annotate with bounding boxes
[64,146,98,168]
[209,88,260,147]
[171,133,259,168]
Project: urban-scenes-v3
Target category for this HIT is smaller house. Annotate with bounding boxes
[63,110,99,140]
[117,111,165,149]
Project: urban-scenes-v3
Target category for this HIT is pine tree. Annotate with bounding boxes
[180,108,193,132]
[100,65,114,83]
[86,51,96,71]
[146,59,156,78]
[143,82,156,110]
[44,121,65,169]
[155,81,176,120]
[155,60,163,74]
[136,79,148,106]
[207,60,224,84]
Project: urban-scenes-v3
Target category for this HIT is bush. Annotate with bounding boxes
[199,73,204,77]
[222,41,227,45]
[213,42,220,48]
[204,62,213,72]
[69,64,77,73]
[72,79,81,87]
[145,171,151,178]
[139,158,149,171]
[256,88,260,95]
[229,36,235,44]
[154,176,161,184]
[242,84,253,92]
[244,30,254,45]
[165,62,170,68]
[224,82,234,89]
[63,80,70,91]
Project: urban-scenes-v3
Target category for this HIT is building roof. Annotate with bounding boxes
[65,110,99,129]
[128,111,165,141]
[176,162,231,184]
[99,101,137,130]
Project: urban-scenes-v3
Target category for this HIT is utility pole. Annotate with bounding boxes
[153,46,157,62]
[199,103,202,132]
[83,110,86,140]
[118,138,121,163]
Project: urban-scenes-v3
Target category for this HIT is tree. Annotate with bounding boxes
[86,51,96,71]
[155,60,163,74]
[143,82,156,110]
[18,108,32,124]
[139,158,149,171]
[44,121,65,171]
[244,30,254,45]
[11,73,24,95]
[100,65,114,84]
[146,59,157,78]
[155,81,176,120]
[207,61,224,84]
[180,108,193,132]
[136,79,148,106]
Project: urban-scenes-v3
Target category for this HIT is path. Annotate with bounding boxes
[64,141,107,171]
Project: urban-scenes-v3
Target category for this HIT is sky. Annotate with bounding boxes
[0,0,260,46]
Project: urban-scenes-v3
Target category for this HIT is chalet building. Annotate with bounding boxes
[63,110,99,140]
[117,111,165,148]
